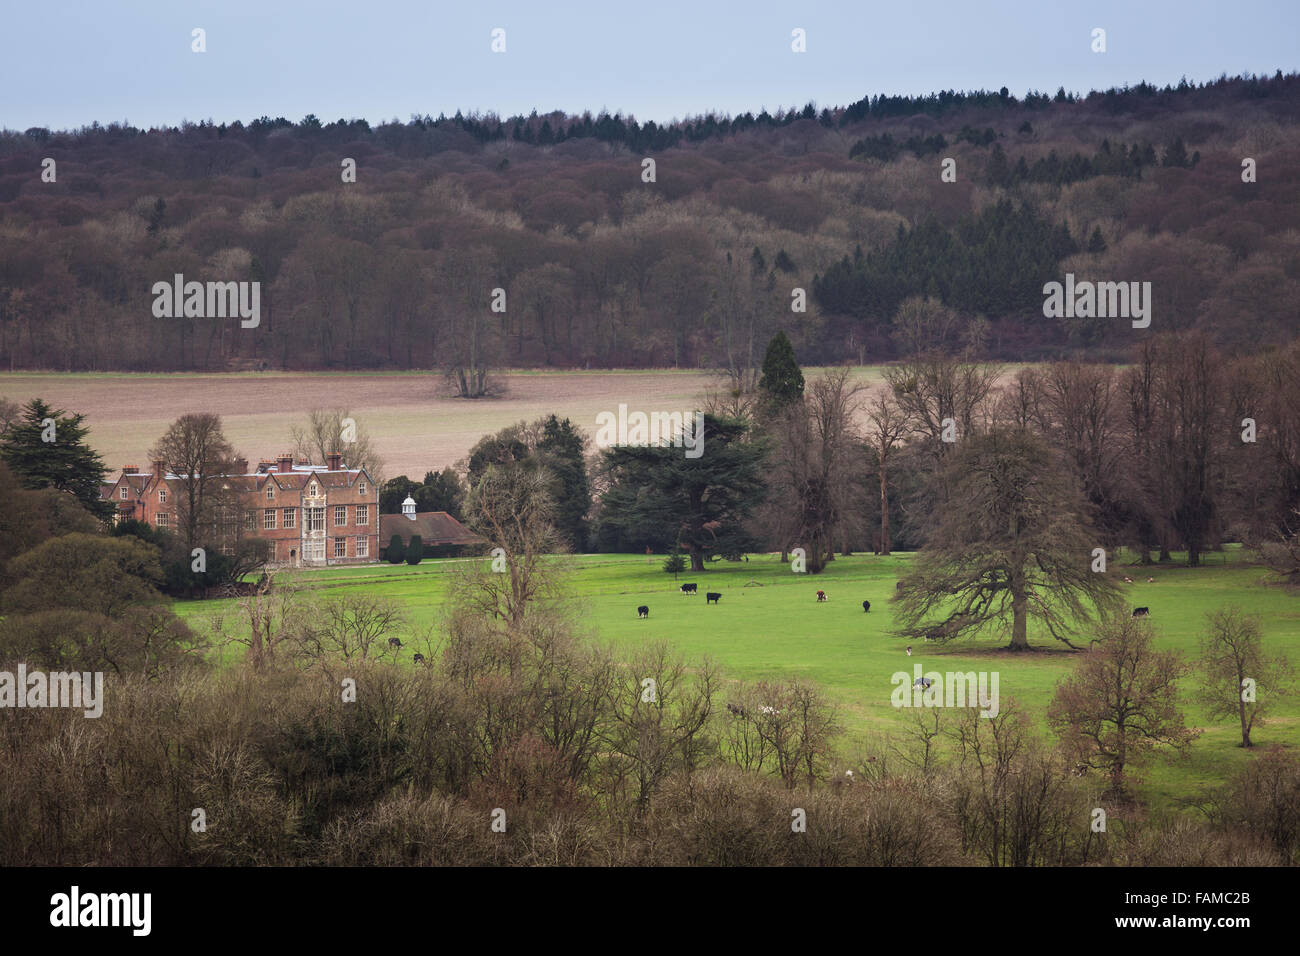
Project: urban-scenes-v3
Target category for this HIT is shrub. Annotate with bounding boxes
[387,534,404,564]
[405,535,423,565]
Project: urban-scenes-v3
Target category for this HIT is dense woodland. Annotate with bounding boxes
[1,72,1298,375]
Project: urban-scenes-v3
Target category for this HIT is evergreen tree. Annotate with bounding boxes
[0,398,113,521]
[758,331,804,414]
[1162,137,1190,168]
[662,550,687,578]
[599,416,767,571]
[536,415,591,551]
[405,534,423,565]
[1087,226,1108,254]
[387,533,405,564]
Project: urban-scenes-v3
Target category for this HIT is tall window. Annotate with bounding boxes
[266,486,275,500]
[334,505,347,527]
[334,537,347,558]
[244,510,256,532]
[283,507,296,528]
[359,481,367,496]
[356,536,369,558]
[158,488,167,503]
[306,507,324,532]
[263,509,277,530]
[120,486,128,500]
[309,482,319,497]
[356,504,369,525]
[157,512,170,528]
[305,540,325,562]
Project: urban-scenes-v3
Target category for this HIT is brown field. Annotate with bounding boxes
[0,368,892,480]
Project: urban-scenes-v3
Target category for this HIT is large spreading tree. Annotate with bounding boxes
[598,415,767,571]
[894,426,1123,650]
[0,398,113,521]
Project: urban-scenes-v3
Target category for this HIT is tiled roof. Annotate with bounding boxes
[378,512,482,546]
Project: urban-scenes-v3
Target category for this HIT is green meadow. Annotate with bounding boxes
[175,547,1299,812]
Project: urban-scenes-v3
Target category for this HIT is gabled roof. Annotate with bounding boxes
[378,511,482,546]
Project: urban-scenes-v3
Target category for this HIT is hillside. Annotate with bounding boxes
[1,72,1298,374]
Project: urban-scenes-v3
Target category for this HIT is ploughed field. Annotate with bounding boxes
[174,548,1300,813]
[0,368,887,477]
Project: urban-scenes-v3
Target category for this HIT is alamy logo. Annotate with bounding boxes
[50,886,150,936]
[595,404,704,459]
[0,665,103,718]
[1042,273,1151,329]
[891,665,1000,717]
[151,273,260,328]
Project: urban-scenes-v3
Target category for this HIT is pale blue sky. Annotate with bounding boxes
[2,0,1296,131]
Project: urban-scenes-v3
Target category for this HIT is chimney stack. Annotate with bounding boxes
[278,453,293,474]
[123,465,138,474]
[234,457,249,475]
[327,452,342,471]
[152,459,165,480]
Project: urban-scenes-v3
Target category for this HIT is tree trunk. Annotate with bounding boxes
[879,467,891,556]
[689,548,705,572]
[1009,572,1029,650]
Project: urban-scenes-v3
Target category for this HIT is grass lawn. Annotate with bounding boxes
[175,546,1299,812]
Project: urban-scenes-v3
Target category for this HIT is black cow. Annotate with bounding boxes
[680,583,698,594]
[388,637,403,649]
[412,653,425,665]
[816,590,827,602]
[913,677,934,690]
[706,592,721,604]
[637,605,649,619]
[862,600,871,613]
[1132,606,1150,618]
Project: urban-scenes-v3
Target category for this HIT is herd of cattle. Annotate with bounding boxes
[637,581,1154,624]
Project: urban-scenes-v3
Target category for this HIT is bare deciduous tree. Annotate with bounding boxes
[1049,614,1200,797]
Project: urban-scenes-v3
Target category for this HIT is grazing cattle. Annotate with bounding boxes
[1146,577,1155,583]
[1123,576,1134,583]
[816,590,827,602]
[862,600,871,613]
[388,637,403,649]
[637,605,649,619]
[726,702,746,717]
[905,646,913,657]
[1132,606,1150,618]
[706,592,721,604]
[412,653,425,665]
[680,582,698,594]
[913,677,934,690]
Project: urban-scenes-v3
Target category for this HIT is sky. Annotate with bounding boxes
[1,0,1297,132]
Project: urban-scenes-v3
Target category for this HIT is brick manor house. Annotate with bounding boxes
[102,453,380,566]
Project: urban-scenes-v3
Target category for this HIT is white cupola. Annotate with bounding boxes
[402,496,417,520]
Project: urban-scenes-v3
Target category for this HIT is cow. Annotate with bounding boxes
[1132,606,1150,618]
[816,590,827,602]
[680,582,698,594]
[412,653,425,665]
[1146,577,1155,583]
[706,592,722,604]
[726,702,746,717]
[905,646,913,656]
[388,637,403,649]
[637,605,649,619]
[913,677,934,690]
[862,600,871,613]
[1123,576,1134,583]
